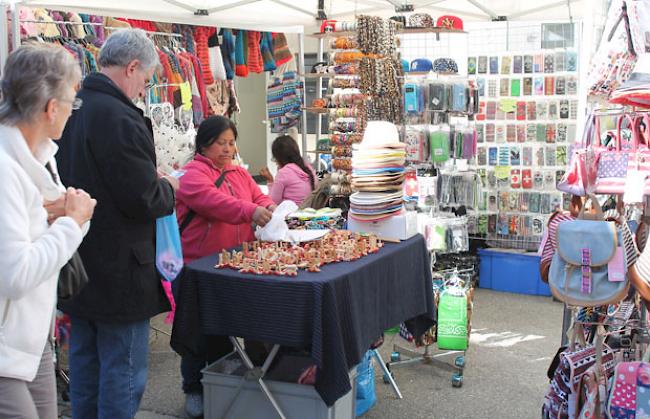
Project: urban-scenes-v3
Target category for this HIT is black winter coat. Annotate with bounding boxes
[56,73,175,323]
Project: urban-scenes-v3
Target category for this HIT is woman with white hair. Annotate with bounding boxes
[0,44,96,418]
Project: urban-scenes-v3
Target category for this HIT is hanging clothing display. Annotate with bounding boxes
[267,71,303,133]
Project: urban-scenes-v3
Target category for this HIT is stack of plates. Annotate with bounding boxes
[350,142,406,222]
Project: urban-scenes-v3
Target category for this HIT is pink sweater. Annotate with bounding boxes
[268,163,317,205]
[176,155,274,262]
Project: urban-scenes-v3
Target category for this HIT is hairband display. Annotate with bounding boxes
[356,15,399,57]
[331,77,361,89]
[332,51,364,64]
[330,37,358,50]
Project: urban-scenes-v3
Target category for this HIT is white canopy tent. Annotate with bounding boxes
[0,0,607,161]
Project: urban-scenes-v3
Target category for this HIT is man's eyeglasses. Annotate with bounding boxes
[60,97,83,110]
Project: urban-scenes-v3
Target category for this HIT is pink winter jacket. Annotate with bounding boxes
[268,163,317,205]
[176,155,274,262]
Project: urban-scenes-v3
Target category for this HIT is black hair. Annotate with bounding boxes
[195,115,238,155]
[272,135,315,190]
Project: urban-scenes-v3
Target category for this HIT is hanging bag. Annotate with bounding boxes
[548,195,630,307]
[557,114,600,196]
[607,344,650,418]
[436,286,468,350]
[155,211,183,282]
[594,114,636,195]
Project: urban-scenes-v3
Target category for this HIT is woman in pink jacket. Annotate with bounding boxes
[260,135,317,205]
[174,116,276,418]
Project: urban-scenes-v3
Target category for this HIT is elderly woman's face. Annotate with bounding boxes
[47,80,80,140]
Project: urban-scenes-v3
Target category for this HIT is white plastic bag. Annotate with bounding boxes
[255,201,298,242]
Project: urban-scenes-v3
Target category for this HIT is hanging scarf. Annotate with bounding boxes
[260,32,276,72]
[220,29,236,80]
[272,33,292,66]
[247,31,264,73]
[235,30,249,77]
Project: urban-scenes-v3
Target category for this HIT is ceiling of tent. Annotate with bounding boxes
[4,0,585,33]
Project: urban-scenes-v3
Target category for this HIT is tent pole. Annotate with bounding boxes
[10,3,20,51]
[298,32,307,160]
[465,0,497,20]
[269,0,314,18]
[508,1,574,19]
[160,0,199,13]
[0,3,7,73]
[207,0,262,14]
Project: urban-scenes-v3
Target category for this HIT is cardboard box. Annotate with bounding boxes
[347,211,418,241]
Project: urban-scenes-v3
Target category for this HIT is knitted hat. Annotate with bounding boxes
[272,33,292,66]
[235,30,249,77]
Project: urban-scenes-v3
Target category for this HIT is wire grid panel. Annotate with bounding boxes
[399,32,468,74]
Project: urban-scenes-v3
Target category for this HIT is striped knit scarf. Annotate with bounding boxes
[235,30,249,77]
[260,32,276,71]
[220,29,236,80]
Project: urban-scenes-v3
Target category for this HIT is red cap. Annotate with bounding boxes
[436,15,463,31]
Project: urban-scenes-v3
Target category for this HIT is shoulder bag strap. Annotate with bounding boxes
[179,170,231,235]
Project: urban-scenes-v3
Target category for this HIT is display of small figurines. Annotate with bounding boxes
[214,231,383,276]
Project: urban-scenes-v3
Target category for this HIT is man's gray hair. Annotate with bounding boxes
[98,28,159,70]
[0,43,81,125]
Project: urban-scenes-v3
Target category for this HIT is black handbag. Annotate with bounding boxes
[58,251,89,303]
[43,162,89,303]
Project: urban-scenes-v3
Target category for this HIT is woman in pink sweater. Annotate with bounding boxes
[173,116,276,418]
[260,135,317,205]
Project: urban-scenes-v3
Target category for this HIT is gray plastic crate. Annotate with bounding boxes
[202,352,356,419]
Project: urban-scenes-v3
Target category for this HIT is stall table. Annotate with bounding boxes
[171,234,435,411]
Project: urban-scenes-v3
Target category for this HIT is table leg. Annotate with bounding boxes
[220,337,288,419]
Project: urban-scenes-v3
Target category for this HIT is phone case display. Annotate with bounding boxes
[468,49,578,249]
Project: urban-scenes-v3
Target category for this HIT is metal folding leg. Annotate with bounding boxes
[219,337,288,419]
[371,349,402,399]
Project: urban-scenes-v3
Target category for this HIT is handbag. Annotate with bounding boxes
[557,113,600,196]
[548,195,630,307]
[42,162,89,303]
[543,323,615,419]
[58,251,89,303]
[607,347,650,418]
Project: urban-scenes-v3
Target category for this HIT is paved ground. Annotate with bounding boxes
[60,288,564,419]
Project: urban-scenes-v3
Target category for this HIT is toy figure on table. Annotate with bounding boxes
[215,230,383,276]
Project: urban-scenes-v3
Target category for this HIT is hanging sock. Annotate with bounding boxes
[235,30,250,77]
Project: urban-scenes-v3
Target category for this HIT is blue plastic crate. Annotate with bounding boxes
[478,249,551,296]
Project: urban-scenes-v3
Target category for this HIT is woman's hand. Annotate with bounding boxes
[252,206,273,227]
[64,187,97,227]
[43,194,66,224]
[267,204,278,212]
[259,167,274,183]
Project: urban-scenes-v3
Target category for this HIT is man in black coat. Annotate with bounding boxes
[56,29,178,419]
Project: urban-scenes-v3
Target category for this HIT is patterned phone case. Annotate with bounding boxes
[545,76,555,95]
[489,56,499,74]
[517,125,526,143]
[548,101,558,119]
[559,100,569,119]
[546,124,557,143]
[557,123,568,143]
[544,54,555,73]
[501,56,512,74]
[513,56,523,73]
[476,124,485,143]
[510,146,521,165]
[486,123,496,142]
[537,123,547,142]
[478,56,488,74]
[488,80,498,98]
[555,51,566,72]
[496,125,506,143]
[527,101,537,120]
[524,55,534,73]
[500,78,510,96]
[507,125,517,143]
[468,57,477,75]
[527,124,537,142]
[523,146,533,166]
[523,77,533,96]
[555,76,566,95]
[534,77,544,95]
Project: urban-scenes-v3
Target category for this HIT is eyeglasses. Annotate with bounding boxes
[59,97,83,110]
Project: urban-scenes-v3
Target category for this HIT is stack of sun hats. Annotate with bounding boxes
[350,121,406,221]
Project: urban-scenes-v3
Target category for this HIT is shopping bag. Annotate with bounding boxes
[355,351,376,417]
[437,287,468,350]
[156,211,184,282]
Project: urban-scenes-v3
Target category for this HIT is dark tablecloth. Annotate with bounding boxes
[170,234,435,406]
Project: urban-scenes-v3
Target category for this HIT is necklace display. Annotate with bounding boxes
[215,230,383,276]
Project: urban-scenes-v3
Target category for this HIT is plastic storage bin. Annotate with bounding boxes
[478,248,551,296]
[202,352,356,419]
